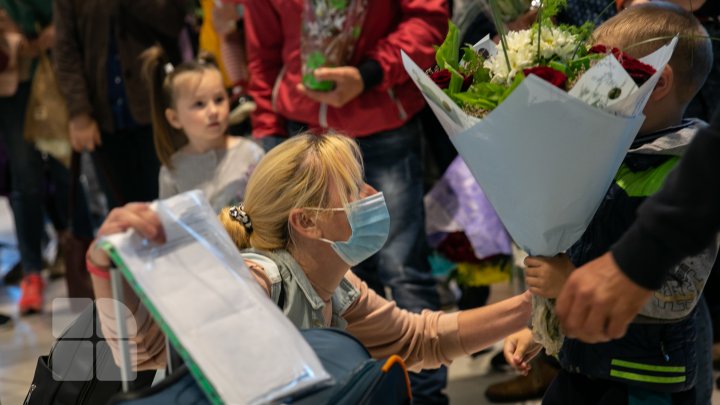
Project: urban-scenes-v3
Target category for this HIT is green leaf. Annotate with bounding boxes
[436,21,460,71]
[461,46,479,69]
[499,72,525,104]
[445,63,465,94]
[451,92,499,111]
[538,0,567,22]
[450,80,509,110]
[548,60,567,74]
[329,0,348,10]
[474,64,492,84]
[566,53,603,79]
[460,45,486,75]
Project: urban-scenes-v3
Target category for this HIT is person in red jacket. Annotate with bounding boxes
[243,1,450,402]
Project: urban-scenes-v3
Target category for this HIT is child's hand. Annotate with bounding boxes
[524,254,575,298]
[503,328,542,376]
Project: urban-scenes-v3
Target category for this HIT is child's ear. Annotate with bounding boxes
[648,65,674,102]
[288,209,322,239]
[165,108,183,130]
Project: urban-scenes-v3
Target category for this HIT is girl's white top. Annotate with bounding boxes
[159,137,265,212]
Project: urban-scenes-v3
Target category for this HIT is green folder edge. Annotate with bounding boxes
[99,240,224,405]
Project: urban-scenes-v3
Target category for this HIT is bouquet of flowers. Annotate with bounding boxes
[300,0,368,91]
[403,0,677,354]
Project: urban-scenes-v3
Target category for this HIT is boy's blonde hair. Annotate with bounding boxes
[592,2,712,103]
[219,133,364,251]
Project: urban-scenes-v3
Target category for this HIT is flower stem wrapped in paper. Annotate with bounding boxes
[300,0,368,91]
[402,1,677,355]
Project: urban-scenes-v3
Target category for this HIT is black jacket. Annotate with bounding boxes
[561,121,713,392]
[612,109,720,290]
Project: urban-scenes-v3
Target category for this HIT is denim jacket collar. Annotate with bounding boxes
[242,248,360,324]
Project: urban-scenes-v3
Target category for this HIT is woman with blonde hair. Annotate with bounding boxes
[86,132,532,374]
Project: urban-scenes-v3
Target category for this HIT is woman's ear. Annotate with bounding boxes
[648,64,674,102]
[165,108,183,130]
[288,208,323,239]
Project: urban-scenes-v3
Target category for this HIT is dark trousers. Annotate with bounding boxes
[543,370,696,405]
[93,126,160,208]
[0,82,45,274]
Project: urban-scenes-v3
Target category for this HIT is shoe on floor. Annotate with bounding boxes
[485,357,559,403]
[0,313,13,330]
[19,273,45,315]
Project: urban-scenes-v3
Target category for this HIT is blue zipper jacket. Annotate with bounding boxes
[560,119,718,393]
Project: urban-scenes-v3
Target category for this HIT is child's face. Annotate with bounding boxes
[168,70,229,145]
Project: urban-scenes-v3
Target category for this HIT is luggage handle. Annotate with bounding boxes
[110,268,132,392]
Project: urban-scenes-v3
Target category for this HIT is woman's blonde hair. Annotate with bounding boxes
[219,133,364,251]
[140,46,222,168]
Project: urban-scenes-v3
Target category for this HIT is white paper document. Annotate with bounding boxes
[102,191,330,404]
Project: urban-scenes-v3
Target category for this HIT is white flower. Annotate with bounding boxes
[484,26,580,84]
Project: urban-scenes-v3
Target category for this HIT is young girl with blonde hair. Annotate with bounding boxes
[142,47,264,212]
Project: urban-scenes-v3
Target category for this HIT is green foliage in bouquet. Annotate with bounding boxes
[429,1,606,117]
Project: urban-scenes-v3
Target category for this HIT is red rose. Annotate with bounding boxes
[462,74,473,91]
[523,66,568,89]
[431,69,452,89]
[438,232,482,263]
[431,69,473,91]
[619,57,657,86]
[588,44,613,55]
[589,44,656,86]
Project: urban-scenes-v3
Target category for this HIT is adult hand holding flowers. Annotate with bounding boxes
[297,66,364,108]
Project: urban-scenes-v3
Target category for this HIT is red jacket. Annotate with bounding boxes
[244,0,448,138]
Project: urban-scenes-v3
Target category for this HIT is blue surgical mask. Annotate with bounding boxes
[319,193,390,266]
